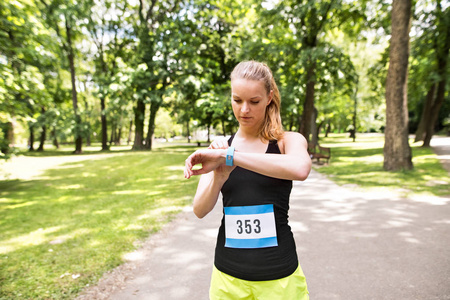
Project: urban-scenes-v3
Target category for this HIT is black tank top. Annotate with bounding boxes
[214,135,298,281]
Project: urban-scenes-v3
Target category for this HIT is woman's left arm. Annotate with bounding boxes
[233,132,311,181]
[184,132,311,181]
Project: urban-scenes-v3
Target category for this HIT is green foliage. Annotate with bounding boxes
[2,0,400,148]
[1,0,444,156]
[0,146,200,299]
[408,0,450,132]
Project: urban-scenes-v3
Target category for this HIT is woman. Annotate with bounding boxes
[184,60,311,299]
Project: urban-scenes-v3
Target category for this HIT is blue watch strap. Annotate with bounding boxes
[226,147,235,166]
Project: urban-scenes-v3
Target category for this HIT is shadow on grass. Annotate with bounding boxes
[0,147,200,299]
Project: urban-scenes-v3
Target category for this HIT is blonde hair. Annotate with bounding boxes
[230,60,284,141]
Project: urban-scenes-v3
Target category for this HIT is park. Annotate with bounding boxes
[1,0,449,299]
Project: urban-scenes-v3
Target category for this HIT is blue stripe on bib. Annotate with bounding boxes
[225,237,278,248]
[224,204,274,215]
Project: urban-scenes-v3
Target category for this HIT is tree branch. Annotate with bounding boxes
[316,0,335,36]
[146,0,158,23]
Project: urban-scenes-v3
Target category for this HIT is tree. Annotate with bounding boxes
[38,0,93,153]
[254,0,365,143]
[130,0,182,150]
[0,0,58,153]
[383,0,413,171]
[412,0,449,146]
[87,0,133,151]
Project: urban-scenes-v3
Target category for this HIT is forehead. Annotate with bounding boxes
[231,78,267,97]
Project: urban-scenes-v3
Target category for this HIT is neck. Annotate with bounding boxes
[236,127,264,142]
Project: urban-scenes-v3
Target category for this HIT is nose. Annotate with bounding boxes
[241,102,250,113]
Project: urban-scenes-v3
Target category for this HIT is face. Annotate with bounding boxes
[231,78,273,130]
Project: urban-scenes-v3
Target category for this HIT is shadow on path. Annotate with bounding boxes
[77,169,450,300]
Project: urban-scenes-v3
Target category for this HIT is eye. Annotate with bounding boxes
[233,99,242,103]
[251,101,260,104]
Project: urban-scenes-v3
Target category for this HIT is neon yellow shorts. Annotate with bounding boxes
[209,265,309,300]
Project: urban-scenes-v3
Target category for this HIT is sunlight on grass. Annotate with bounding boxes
[316,134,450,197]
[1,226,66,254]
[0,145,200,299]
[112,190,147,195]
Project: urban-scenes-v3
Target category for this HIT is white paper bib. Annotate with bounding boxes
[224,204,278,248]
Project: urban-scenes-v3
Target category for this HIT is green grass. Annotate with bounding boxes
[0,145,200,299]
[315,133,450,197]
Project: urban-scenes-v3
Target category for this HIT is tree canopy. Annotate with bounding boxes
[1,0,448,160]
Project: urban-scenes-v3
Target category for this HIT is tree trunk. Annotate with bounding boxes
[116,123,122,145]
[6,121,14,148]
[110,122,115,145]
[310,106,318,146]
[128,120,133,145]
[207,124,211,143]
[414,84,436,142]
[52,128,59,149]
[422,0,449,147]
[37,109,46,152]
[186,120,191,143]
[133,99,146,150]
[221,119,226,137]
[66,16,82,154]
[100,95,109,150]
[145,102,160,150]
[29,124,35,151]
[352,82,359,142]
[423,77,447,146]
[383,0,413,171]
[300,60,317,143]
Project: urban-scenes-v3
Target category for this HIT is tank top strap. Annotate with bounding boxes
[227,134,236,146]
[267,140,281,154]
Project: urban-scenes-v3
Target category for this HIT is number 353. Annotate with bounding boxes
[236,219,261,234]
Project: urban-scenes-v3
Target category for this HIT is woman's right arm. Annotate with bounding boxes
[192,171,228,218]
[191,137,233,218]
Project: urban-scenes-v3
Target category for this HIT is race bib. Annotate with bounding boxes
[224,204,278,249]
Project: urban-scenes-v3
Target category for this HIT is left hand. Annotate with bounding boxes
[184,149,227,179]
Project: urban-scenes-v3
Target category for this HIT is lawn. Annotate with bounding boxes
[315,133,450,197]
[0,145,200,299]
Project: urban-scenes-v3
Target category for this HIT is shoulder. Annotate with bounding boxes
[281,131,307,145]
[278,132,308,154]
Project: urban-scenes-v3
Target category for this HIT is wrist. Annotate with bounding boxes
[226,147,235,166]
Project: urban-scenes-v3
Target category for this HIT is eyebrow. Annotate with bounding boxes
[232,94,262,100]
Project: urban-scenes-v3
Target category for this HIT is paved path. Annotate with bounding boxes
[76,137,450,300]
[431,136,450,173]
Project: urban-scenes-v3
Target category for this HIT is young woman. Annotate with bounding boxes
[184,61,311,299]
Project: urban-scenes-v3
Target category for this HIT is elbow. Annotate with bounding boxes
[293,160,312,181]
[193,203,207,219]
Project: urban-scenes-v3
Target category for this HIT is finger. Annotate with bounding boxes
[184,165,190,179]
[190,167,207,176]
[209,141,218,149]
[184,155,195,178]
